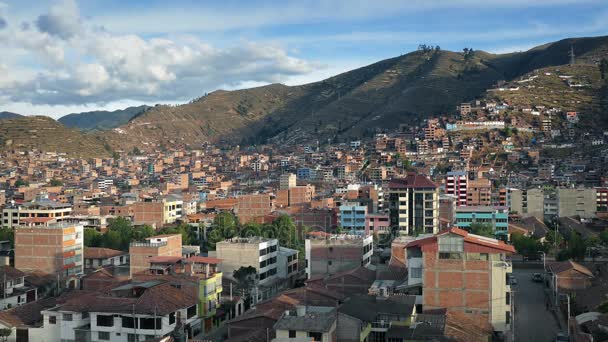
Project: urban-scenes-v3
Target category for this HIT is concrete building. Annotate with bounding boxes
[83,247,129,271]
[388,174,440,235]
[445,171,468,207]
[277,247,299,288]
[14,222,84,287]
[215,237,278,288]
[405,228,515,334]
[2,197,72,229]
[279,173,297,190]
[129,234,182,277]
[454,206,509,238]
[466,178,492,206]
[365,213,390,236]
[509,188,544,220]
[304,233,372,279]
[339,205,367,233]
[557,187,597,219]
[273,306,337,342]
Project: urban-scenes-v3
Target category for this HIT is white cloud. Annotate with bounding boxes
[0,0,321,109]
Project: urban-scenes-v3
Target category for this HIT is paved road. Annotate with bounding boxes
[513,268,561,342]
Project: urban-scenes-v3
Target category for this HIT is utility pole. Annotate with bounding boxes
[511,290,515,341]
[567,294,571,338]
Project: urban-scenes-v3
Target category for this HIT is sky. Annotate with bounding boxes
[0,0,606,118]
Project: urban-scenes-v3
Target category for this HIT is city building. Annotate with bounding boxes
[277,247,299,287]
[14,222,84,287]
[466,178,492,207]
[305,233,373,279]
[339,205,367,233]
[445,171,468,207]
[0,266,37,310]
[556,187,597,219]
[388,174,440,235]
[129,234,183,277]
[2,196,72,229]
[273,306,337,342]
[235,194,273,224]
[365,213,390,236]
[405,228,515,334]
[454,206,509,238]
[279,173,297,190]
[83,247,129,271]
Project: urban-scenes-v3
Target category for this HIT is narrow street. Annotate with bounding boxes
[513,268,561,341]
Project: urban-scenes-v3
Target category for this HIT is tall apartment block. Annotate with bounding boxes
[129,234,183,277]
[405,228,515,334]
[388,173,439,235]
[445,171,468,207]
[305,233,373,279]
[14,222,84,287]
[279,173,297,190]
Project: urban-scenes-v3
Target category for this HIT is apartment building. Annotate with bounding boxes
[388,174,440,235]
[557,187,597,219]
[405,228,515,334]
[466,178,492,206]
[215,237,278,287]
[455,206,509,238]
[129,234,183,277]
[510,187,596,220]
[445,171,468,207]
[339,205,367,233]
[131,196,183,228]
[365,213,390,236]
[235,194,272,224]
[14,222,84,287]
[597,187,608,212]
[279,173,297,190]
[304,233,373,279]
[277,247,299,287]
[2,197,72,228]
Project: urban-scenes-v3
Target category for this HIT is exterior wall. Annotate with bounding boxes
[305,235,372,279]
[557,188,597,219]
[339,205,367,233]
[365,214,390,236]
[454,207,509,234]
[129,234,182,276]
[1,206,72,229]
[85,254,129,269]
[216,239,278,286]
[280,173,297,190]
[446,172,468,207]
[467,179,492,206]
[14,224,84,278]
[132,202,164,227]
[390,187,439,235]
[336,313,363,342]
[289,185,315,207]
[490,259,512,332]
[555,269,592,291]
[236,194,272,224]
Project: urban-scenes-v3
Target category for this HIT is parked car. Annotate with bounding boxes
[532,273,543,282]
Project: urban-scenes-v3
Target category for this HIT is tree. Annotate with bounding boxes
[233,266,257,290]
[206,212,239,250]
[84,229,102,247]
[568,233,587,261]
[600,58,608,79]
[600,230,608,246]
[0,228,14,249]
[511,233,544,257]
[469,223,494,238]
[0,328,12,342]
[102,230,123,250]
[14,179,28,188]
[49,179,63,187]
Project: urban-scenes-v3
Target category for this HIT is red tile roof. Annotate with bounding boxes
[549,260,594,277]
[84,247,127,259]
[148,256,183,264]
[388,173,438,189]
[406,228,516,253]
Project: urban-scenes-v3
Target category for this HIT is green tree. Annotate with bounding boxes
[599,230,608,246]
[545,228,564,249]
[206,212,238,250]
[0,328,12,342]
[14,179,28,188]
[102,230,123,250]
[233,266,257,290]
[511,233,544,257]
[568,233,587,261]
[469,223,495,238]
[49,179,63,187]
[84,229,102,247]
[240,223,262,238]
[0,228,14,249]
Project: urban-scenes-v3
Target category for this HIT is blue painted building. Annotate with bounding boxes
[454,206,509,237]
[339,205,368,233]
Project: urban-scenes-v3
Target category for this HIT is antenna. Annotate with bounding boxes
[569,45,575,65]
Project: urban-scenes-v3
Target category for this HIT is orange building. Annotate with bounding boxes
[467,178,492,206]
[129,234,182,277]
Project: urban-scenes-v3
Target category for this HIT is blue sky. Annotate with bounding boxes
[0,0,606,118]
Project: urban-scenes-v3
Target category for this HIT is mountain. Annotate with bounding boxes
[0,116,110,158]
[101,35,608,151]
[58,105,150,131]
[0,111,24,120]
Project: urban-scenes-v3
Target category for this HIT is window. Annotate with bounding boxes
[139,317,161,330]
[438,235,463,253]
[506,311,511,324]
[82,312,89,319]
[169,312,176,325]
[439,252,462,260]
[187,305,197,319]
[410,267,422,278]
[328,260,332,266]
[63,313,73,321]
[98,332,110,341]
[289,330,296,338]
[128,334,137,342]
[97,315,114,327]
[49,316,57,324]
[122,316,137,328]
[308,332,322,341]
[506,292,510,305]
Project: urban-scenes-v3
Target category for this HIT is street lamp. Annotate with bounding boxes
[539,251,546,272]
[566,293,571,338]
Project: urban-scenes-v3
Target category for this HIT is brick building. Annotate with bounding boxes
[405,228,515,334]
[129,234,182,277]
[14,222,84,287]
[467,178,492,206]
[305,233,373,279]
[235,194,273,224]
